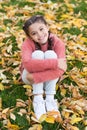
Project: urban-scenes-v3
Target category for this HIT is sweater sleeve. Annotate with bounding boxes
[32,69,64,83]
[21,39,58,73]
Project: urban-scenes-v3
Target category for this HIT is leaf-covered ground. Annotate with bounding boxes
[0,0,87,130]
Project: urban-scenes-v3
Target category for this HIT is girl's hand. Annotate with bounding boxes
[26,72,34,84]
[58,58,67,71]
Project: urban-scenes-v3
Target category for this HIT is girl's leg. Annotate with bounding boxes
[22,50,46,119]
[31,50,46,119]
[44,51,59,112]
[44,78,59,112]
[31,50,44,95]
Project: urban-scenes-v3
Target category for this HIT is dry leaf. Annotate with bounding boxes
[0,83,4,91]
[23,85,32,89]
[10,113,16,121]
[29,124,42,130]
[0,97,2,110]
[7,120,20,130]
[62,109,74,119]
[70,114,83,125]
[60,88,66,96]
[31,116,40,123]
[2,108,10,114]
[83,120,87,126]
[39,114,47,122]
[45,116,55,124]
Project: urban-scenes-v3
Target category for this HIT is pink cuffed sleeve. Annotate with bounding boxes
[23,59,58,73]
[32,69,64,83]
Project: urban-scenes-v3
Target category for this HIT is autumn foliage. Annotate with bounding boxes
[0,0,87,130]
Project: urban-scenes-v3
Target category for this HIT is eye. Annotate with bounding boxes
[40,27,44,31]
[31,32,36,36]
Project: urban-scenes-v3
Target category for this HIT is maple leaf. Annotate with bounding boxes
[70,114,83,125]
[6,120,20,130]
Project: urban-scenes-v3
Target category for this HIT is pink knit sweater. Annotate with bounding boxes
[21,33,67,83]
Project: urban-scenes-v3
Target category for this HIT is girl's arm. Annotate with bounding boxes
[27,68,64,84]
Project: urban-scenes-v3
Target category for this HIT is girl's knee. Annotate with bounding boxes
[44,50,57,59]
[22,69,30,84]
[32,50,44,59]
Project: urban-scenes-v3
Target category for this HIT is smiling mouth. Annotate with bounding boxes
[39,35,47,41]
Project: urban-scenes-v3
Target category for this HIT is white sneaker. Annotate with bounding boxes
[45,99,59,112]
[33,100,46,120]
[45,99,62,119]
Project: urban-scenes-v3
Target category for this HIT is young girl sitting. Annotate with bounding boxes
[21,15,67,120]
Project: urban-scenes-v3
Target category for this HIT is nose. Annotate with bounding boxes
[37,31,42,37]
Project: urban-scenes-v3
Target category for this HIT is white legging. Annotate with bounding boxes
[22,50,58,95]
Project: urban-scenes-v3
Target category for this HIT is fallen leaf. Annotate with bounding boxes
[2,108,10,114]
[70,114,83,125]
[23,85,32,89]
[39,114,47,122]
[45,116,55,124]
[7,120,20,130]
[29,124,42,130]
[31,116,40,123]
[0,83,4,91]
[10,113,16,121]
[0,97,2,110]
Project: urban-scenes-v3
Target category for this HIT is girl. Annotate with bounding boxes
[21,15,67,120]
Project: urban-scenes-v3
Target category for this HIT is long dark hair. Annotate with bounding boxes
[23,15,54,50]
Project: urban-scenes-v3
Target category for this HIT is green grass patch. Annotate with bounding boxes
[1,85,28,108]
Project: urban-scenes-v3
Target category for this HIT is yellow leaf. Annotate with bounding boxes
[7,120,20,130]
[75,105,84,115]
[39,114,47,123]
[70,125,79,130]
[83,120,87,125]
[80,37,87,42]
[61,88,66,96]
[29,124,42,130]
[70,114,83,124]
[45,13,55,20]
[0,83,4,91]
[56,83,59,90]
[45,111,62,123]
[23,85,32,89]
[62,109,73,118]
[0,42,4,47]
[45,116,55,124]
[0,98,2,110]
[61,14,70,19]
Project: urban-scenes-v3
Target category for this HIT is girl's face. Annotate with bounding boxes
[28,22,49,45]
